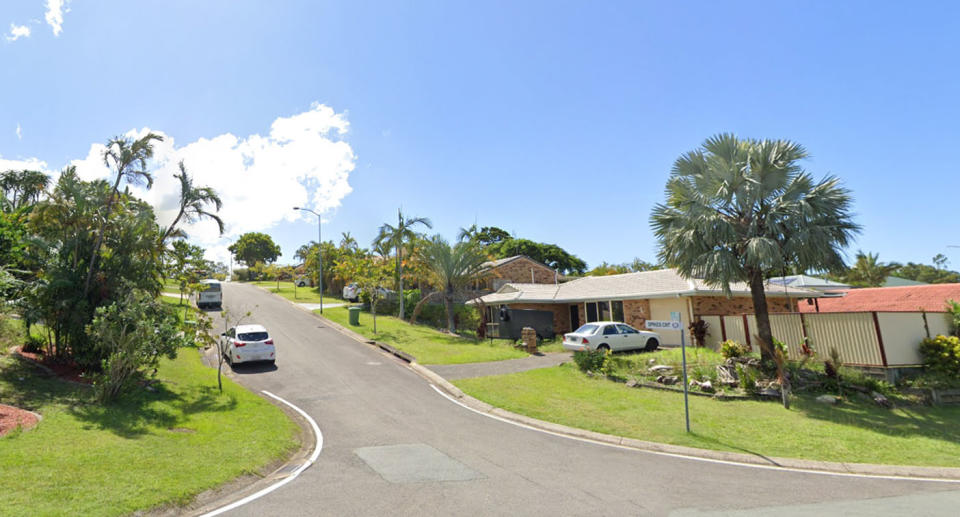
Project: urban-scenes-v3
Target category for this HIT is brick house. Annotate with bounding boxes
[469,269,817,346]
[476,255,560,291]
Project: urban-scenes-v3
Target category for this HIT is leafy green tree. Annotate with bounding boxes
[650,134,859,363]
[334,254,392,333]
[166,240,206,304]
[486,238,587,275]
[159,161,224,243]
[374,209,432,319]
[87,288,188,402]
[893,261,960,284]
[228,232,281,267]
[845,251,900,287]
[83,133,163,297]
[418,236,488,333]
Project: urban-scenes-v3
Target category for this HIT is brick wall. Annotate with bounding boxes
[692,295,797,315]
[487,257,556,289]
[623,299,651,329]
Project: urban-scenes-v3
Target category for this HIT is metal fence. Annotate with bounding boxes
[700,311,952,367]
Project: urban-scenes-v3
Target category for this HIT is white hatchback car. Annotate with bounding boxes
[562,322,660,353]
[221,324,276,365]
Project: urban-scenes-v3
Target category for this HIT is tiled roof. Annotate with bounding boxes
[469,269,819,305]
[797,284,960,313]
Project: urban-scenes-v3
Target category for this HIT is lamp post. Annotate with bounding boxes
[293,206,323,313]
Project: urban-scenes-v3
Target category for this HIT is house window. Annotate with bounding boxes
[585,301,612,322]
[612,301,624,322]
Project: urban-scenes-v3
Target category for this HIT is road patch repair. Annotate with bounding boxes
[354,443,484,483]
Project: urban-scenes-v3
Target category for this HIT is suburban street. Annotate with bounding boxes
[208,283,960,516]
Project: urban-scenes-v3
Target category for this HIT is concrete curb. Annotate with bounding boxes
[252,284,960,481]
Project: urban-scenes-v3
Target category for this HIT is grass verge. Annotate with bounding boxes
[250,280,347,305]
[320,306,529,365]
[0,340,298,515]
[455,363,960,467]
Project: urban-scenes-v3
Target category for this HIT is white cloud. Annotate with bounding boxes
[69,103,356,263]
[6,23,31,41]
[45,0,67,37]
[15,124,22,140]
[0,155,49,172]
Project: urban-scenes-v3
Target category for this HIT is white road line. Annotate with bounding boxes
[200,391,324,517]
[429,384,960,484]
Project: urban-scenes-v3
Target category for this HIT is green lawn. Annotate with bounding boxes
[0,338,298,515]
[320,306,529,365]
[250,280,348,304]
[455,363,960,467]
[161,278,182,293]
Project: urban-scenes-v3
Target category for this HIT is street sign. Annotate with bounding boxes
[645,320,682,330]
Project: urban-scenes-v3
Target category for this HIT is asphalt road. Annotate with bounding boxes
[207,282,960,516]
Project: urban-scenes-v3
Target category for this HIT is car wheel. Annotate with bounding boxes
[645,338,660,352]
[597,344,611,352]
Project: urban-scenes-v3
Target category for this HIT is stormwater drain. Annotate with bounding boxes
[354,444,483,483]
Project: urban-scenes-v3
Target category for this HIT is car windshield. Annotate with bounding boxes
[202,283,221,292]
[573,324,599,334]
[238,331,268,341]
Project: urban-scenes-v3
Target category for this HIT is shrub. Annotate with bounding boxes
[947,300,960,337]
[22,334,45,354]
[720,340,750,359]
[919,334,960,376]
[573,349,608,373]
[87,289,190,403]
[736,364,760,395]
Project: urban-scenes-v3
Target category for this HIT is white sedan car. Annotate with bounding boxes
[221,324,276,365]
[562,322,660,353]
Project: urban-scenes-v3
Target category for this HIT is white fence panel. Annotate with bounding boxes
[722,316,747,347]
[701,316,723,350]
[769,313,806,360]
[927,312,952,338]
[876,312,926,366]
[804,312,883,366]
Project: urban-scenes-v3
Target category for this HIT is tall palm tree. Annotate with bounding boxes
[159,160,224,243]
[418,235,488,333]
[83,132,163,297]
[373,209,432,318]
[0,169,50,212]
[845,251,899,287]
[339,231,358,251]
[650,134,859,362]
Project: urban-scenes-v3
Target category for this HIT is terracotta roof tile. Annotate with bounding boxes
[797,284,960,313]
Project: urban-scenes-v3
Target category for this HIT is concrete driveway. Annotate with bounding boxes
[203,282,960,516]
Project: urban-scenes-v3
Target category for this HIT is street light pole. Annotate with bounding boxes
[294,207,323,313]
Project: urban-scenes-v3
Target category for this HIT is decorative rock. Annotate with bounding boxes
[699,380,714,393]
[816,394,840,405]
[625,380,638,388]
[647,358,656,365]
[657,375,679,385]
[649,365,673,373]
[758,388,780,398]
[871,391,893,408]
[716,365,738,386]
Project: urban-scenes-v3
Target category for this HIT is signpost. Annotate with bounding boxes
[647,315,691,433]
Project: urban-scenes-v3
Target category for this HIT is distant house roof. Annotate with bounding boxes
[882,276,928,288]
[798,283,960,313]
[469,268,819,305]
[481,255,553,271]
[768,274,851,292]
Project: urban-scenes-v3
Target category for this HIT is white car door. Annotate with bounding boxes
[600,324,622,350]
[616,324,642,350]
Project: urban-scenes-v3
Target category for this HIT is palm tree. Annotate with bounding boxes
[159,160,224,243]
[83,132,163,297]
[845,251,899,287]
[418,235,488,333]
[340,231,358,251]
[0,169,50,212]
[373,209,432,318]
[456,224,479,243]
[650,134,859,362]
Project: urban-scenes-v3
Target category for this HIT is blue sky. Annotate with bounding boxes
[2,1,959,270]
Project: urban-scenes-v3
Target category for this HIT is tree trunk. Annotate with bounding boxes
[372,301,378,334]
[445,285,456,333]
[398,246,404,319]
[84,175,123,296]
[748,268,774,363]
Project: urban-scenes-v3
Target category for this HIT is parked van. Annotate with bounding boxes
[197,279,222,309]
